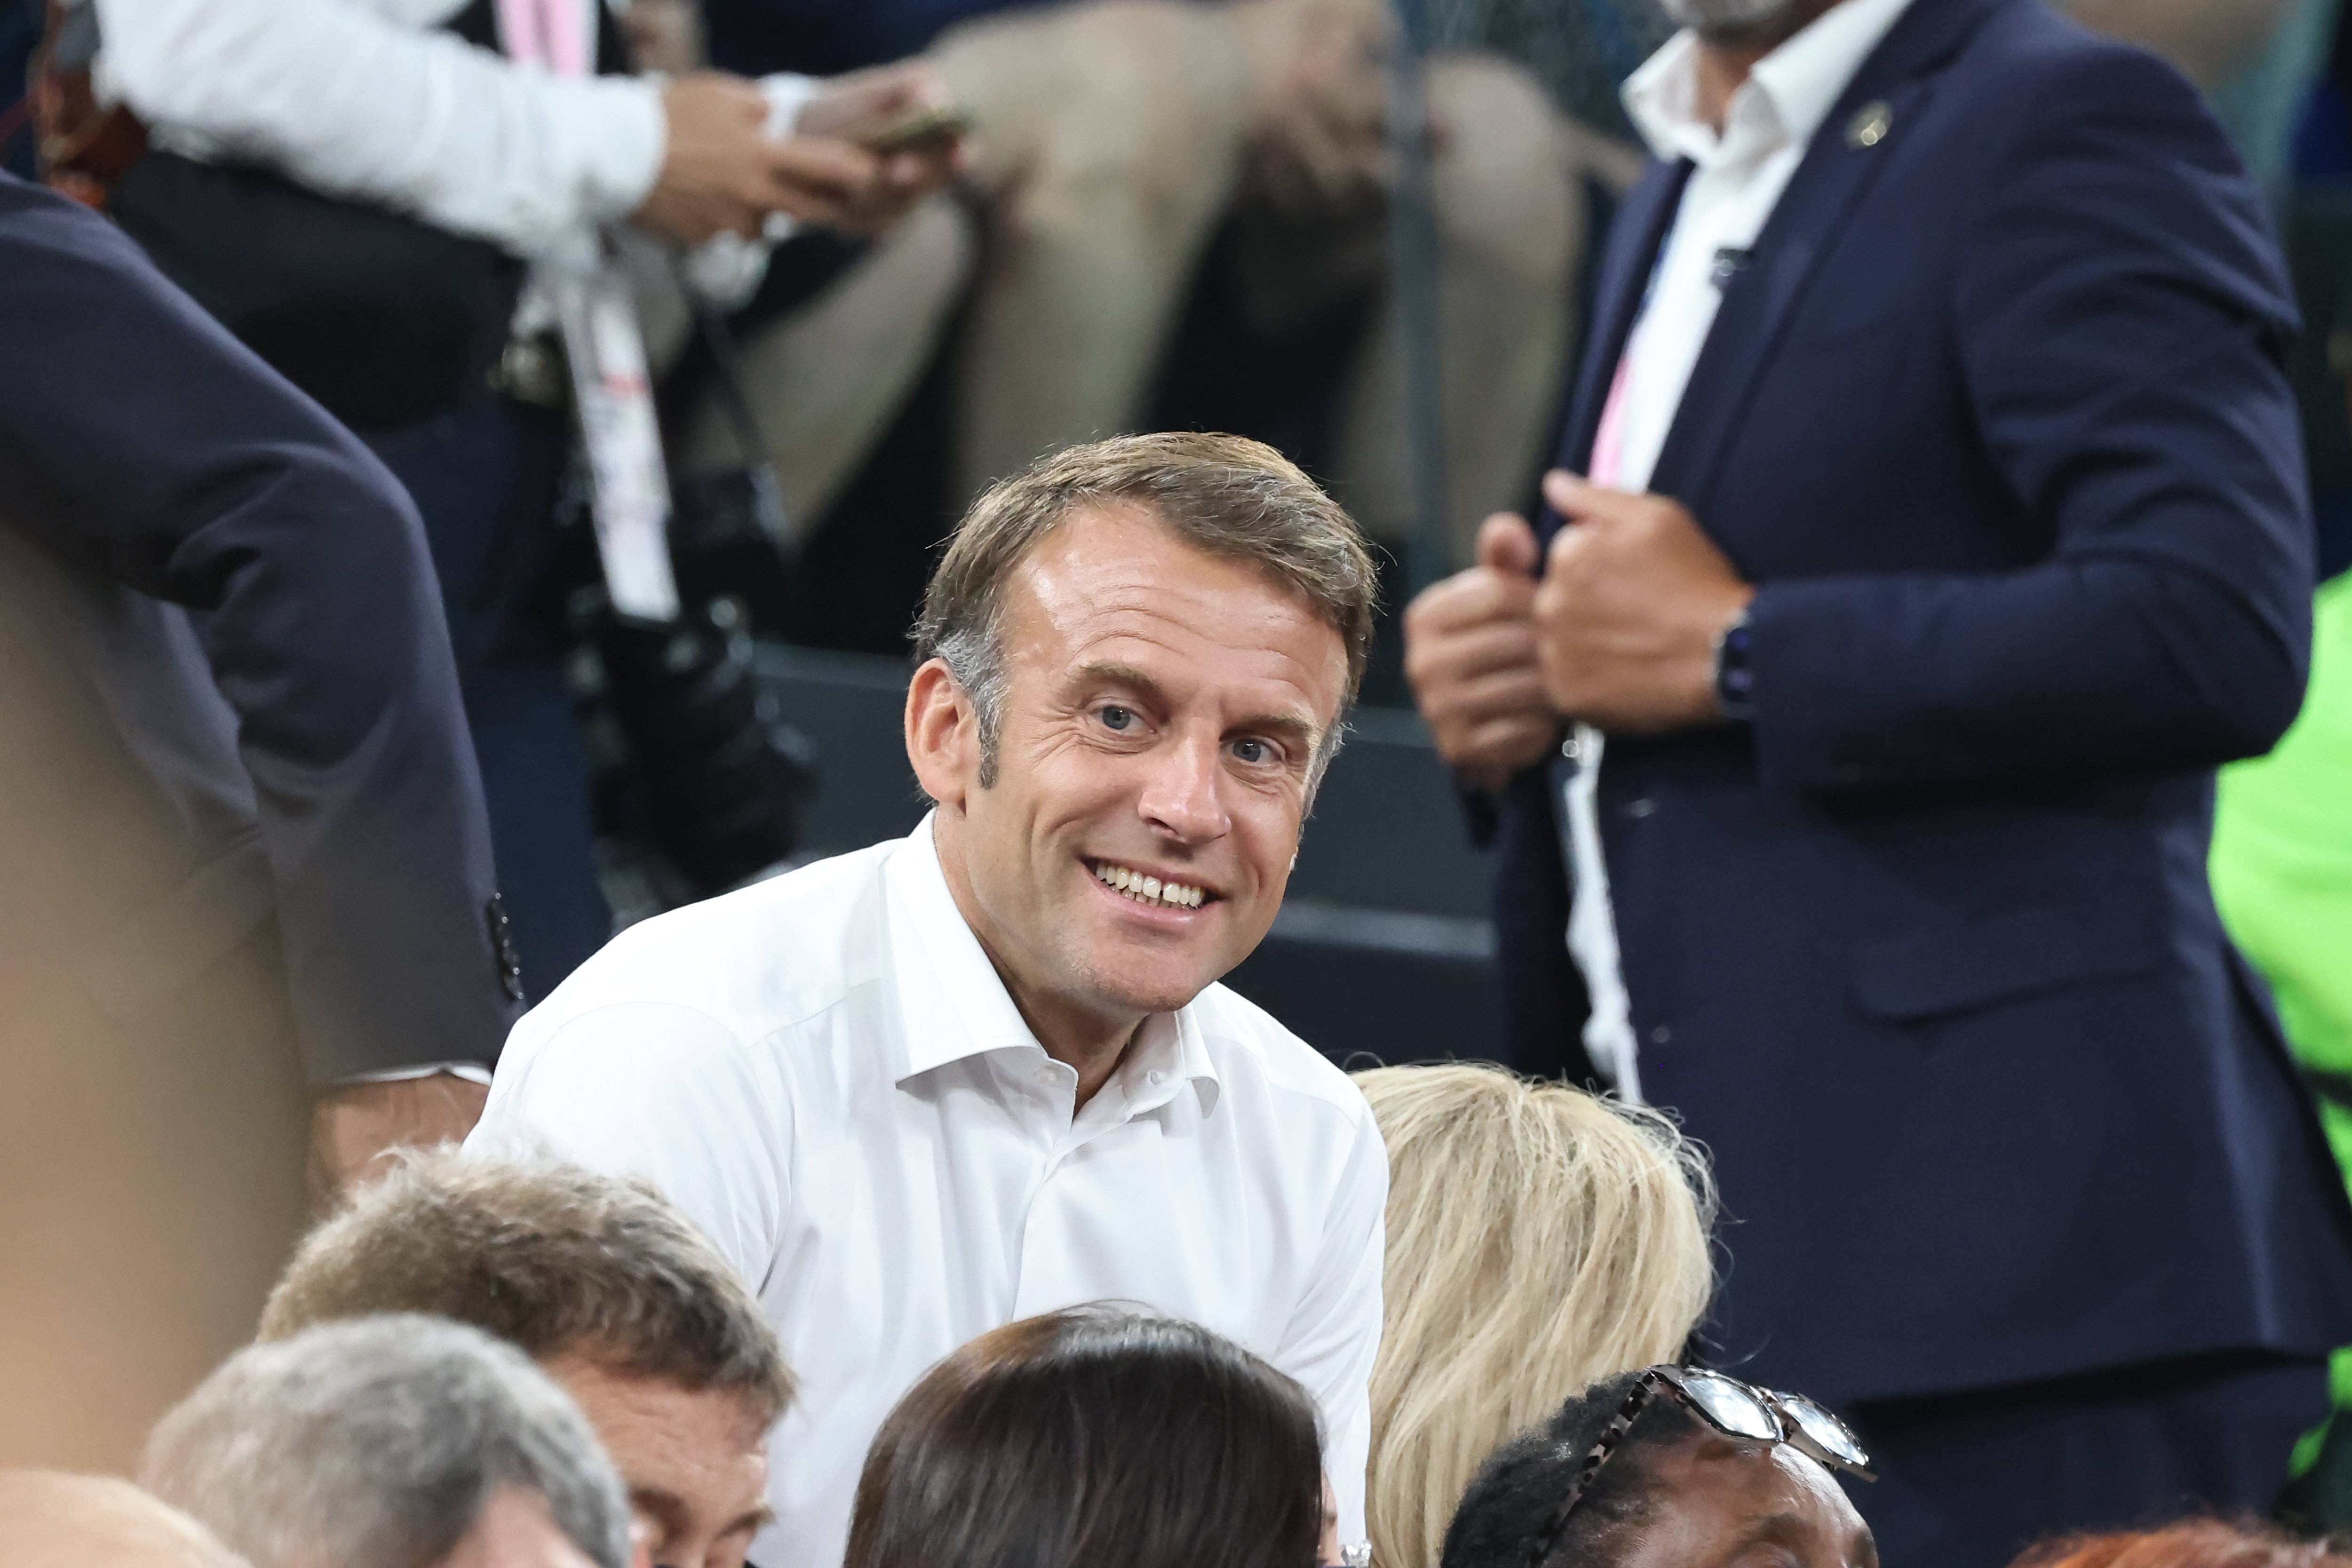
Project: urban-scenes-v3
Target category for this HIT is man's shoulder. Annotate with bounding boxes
[1949,0,2214,131]
[515,837,898,1050]
[1186,982,1375,1129]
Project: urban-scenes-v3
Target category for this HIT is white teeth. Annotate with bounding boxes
[1091,862,1205,910]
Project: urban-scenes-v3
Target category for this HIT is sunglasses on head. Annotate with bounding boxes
[1524,1365,1874,1568]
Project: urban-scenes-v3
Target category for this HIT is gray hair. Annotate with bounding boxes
[912,432,1380,789]
[140,1316,632,1568]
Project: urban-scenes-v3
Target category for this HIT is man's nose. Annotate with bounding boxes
[1138,733,1232,844]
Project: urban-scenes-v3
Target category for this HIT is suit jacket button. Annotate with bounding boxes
[486,895,525,1003]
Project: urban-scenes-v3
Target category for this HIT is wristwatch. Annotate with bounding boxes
[1712,606,1756,722]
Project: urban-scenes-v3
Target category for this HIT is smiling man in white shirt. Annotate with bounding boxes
[469,431,1389,1568]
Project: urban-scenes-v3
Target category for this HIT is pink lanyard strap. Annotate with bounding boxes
[496,0,590,77]
[1585,352,1634,489]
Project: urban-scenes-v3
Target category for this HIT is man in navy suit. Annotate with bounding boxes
[1402,0,2352,1558]
[0,171,518,1468]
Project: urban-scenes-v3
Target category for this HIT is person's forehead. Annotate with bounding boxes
[1001,504,1345,692]
[1649,1436,1870,1552]
[547,1356,770,1447]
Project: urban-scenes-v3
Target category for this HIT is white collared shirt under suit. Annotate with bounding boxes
[1563,0,1919,1101]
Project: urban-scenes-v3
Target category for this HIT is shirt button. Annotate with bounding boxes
[1147,1070,1166,1086]
[1033,1067,1057,1085]
[1650,1025,1673,1046]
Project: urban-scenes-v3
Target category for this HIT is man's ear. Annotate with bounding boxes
[905,657,977,808]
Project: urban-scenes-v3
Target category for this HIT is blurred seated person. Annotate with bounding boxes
[0,170,515,1472]
[258,1154,795,1568]
[86,0,960,993]
[1352,1065,1716,1568]
[844,1305,1329,1568]
[142,1316,637,1568]
[1438,1366,1879,1568]
[2015,1522,2352,1568]
[0,1473,247,1568]
[668,0,1634,580]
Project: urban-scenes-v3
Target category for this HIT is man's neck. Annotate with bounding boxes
[930,817,1144,1110]
[993,974,1142,1110]
[1690,0,1847,127]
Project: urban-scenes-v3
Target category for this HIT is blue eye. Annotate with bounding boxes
[1100,706,1134,731]
[1233,739,1270,764]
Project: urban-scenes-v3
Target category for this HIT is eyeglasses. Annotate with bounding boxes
[1524,1365,1874,1568]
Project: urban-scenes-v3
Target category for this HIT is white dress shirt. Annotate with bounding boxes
[92,0,813,270]
[467,819,1389,1568]
[1563,0,1916,1099]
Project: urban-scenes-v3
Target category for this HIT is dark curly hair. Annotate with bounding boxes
[1438,1368,1708,1568]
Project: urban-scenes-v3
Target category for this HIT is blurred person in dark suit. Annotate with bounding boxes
[0,171,518,1471]
[1401,0,2352,1557]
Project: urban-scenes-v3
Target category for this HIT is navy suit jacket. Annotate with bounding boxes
[0,174,518,1082]
[1490,0,2352,1405]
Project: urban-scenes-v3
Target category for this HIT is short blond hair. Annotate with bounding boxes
[1351,1066,1716,1568]
[260,1152,794,1426]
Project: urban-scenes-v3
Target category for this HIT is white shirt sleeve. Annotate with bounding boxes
[92,0,666,262]
[1275,1107,1389,1547]
[342,1061,495,1087]
[466,1000,792,1288]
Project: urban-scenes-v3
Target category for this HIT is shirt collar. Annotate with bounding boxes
[882,817,1223,1115]
[1622,0,1918,167]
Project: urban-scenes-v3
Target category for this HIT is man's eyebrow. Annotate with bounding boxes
[627,1486,686,1536]
[1066,661,1168,705]
[1229,709,1319,751]
[1069,661,1319,751]
[1728,1512,1815,1554]
[727,1503,778,1538]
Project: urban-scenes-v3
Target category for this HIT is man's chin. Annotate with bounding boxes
[1078,947,1228,1020]
[1661,0,1797,32]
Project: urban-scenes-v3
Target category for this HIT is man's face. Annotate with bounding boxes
[542,1356,771,1568]
[1613,1435,1876,1568]
[923,504,1349,1031]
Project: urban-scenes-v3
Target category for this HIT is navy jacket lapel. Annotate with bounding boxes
[1554,158,1693,487]
[1645,0,2007,515]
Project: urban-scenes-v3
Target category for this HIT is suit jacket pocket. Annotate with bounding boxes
[1851,902,2161,1022]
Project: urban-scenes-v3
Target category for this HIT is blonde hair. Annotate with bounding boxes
[1351,1065,1716,1568]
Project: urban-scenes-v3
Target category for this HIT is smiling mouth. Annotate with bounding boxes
[1088,859,1212,911]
